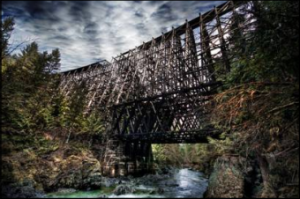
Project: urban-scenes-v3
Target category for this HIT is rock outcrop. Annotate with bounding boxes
[1,180,45,198]
[2,142,103,196]
[112,185,136,196]
[36,152,102,191]
[206,156,254,198]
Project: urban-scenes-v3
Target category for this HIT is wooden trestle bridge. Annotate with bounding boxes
[59,1,253,176]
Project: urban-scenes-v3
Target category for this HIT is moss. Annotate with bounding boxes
[36,145,59,156]
[2,133,39,153]
[23,149,38,161]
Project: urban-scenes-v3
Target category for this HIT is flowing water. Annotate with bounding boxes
[47,169,208,198]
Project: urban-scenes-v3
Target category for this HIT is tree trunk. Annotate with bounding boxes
[257,154,277,198]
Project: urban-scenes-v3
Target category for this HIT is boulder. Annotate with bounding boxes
[82,158,102,189]
[206,156,253,198]
[100,177,121,187]
[1,180,45,198]
[150,187,165,195]
[57,169,83,189]
[36,153,102,191]
[1,134,104,195]
[113,185,135,196]
[55,155,102,190]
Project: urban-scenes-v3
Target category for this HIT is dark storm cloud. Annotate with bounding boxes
[84,22,99,38]
[151,4,177,22]
[2,1,27,19]
[2,1,225,71]
[134,11,144,18]
[68,1,91,23]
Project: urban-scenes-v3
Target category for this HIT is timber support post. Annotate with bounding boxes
[102,138,153,177]
[59,1,251,177]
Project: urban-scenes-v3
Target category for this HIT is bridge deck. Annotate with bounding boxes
[119,129,221,144]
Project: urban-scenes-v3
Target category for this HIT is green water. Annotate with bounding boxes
[47,190,103,198]
[47,187,115,198]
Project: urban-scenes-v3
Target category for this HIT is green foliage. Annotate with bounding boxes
[217,1,299,88]
[152,138,234,174]
[211,1,299,197]
[2,41,61,131]
[152,144,167,163]
[1,17,15,59]
[1,17,104,145]
[80,112,104,137]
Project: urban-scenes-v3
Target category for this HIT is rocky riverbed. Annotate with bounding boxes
[46,169,208,198]
[1,133,258,198]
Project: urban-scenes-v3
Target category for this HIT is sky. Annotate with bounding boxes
[2,1,225,72]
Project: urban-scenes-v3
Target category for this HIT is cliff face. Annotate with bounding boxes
[206,156,255,198]
[1,132,104,197]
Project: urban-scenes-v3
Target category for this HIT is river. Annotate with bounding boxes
[47,169,208,198]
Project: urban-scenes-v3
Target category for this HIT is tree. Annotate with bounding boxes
[1,17,14,61]
[1,17,61,132]
[212,1,299,197]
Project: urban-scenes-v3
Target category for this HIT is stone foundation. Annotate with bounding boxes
[102,140,153,177]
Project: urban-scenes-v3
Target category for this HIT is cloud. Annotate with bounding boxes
[2,1,225,72]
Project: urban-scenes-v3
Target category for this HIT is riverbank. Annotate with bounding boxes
[1,132,211,198]
[2,131,298,198]
[1,131,104,197]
